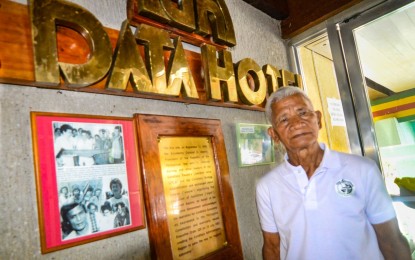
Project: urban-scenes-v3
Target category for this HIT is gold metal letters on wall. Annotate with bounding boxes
[201,44,237,102]
[30,0,112,87]
[135,0,196,32]
[236,58,267,105]
[28,0,303,109]
[134,0,235,46]
[194,0,236,47]
[106,21,152,92]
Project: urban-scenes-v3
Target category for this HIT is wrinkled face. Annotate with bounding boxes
[268,94,322,152]
[67,205,87,231]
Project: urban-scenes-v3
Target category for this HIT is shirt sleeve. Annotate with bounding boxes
[364,159,396,224]
[256,179,279,233]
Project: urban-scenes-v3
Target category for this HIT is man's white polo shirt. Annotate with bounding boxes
[256,144,396,260]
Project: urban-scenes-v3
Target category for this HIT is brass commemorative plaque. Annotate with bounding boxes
[158,137,226,259]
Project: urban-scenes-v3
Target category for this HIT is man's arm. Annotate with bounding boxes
[262,231,280,260]
[372,217,411,260]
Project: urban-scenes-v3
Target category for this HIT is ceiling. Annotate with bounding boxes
[243,0,364,38]
[242,0,289,20]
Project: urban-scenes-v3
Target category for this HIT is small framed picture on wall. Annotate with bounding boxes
[236,123,275,167]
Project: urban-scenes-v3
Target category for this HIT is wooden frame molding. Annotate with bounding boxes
[135,114,243,259]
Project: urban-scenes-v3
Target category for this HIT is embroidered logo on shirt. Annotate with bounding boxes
[335,179,354,197]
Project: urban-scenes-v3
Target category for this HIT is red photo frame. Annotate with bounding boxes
[31,112,145,253]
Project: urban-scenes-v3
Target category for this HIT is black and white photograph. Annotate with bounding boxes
[53,122,125,167]
[31,111,145,253]
[58,177,131,240]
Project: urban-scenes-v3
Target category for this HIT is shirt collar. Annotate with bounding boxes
[282,143,342,175]
[318,143,343,171]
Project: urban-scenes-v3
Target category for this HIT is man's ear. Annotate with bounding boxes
[315,110,323,129]
[268,127,280,143]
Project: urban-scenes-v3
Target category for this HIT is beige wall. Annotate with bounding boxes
[0,0,289,259]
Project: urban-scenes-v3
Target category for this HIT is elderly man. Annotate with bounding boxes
[256,86,410,259]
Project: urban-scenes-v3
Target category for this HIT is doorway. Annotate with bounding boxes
[291,0,415,257]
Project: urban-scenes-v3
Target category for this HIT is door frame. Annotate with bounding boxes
[288,0,414,167]
[329,0,414,165]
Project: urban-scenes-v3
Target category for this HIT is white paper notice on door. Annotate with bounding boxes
[327,98,346,127]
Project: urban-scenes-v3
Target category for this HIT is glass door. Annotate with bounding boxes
[332,0,415,256]
[290,32,356,155]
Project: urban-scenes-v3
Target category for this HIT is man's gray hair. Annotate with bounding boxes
[265,86,313,123]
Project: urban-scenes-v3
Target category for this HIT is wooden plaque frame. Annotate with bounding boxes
[135,114,243,259]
